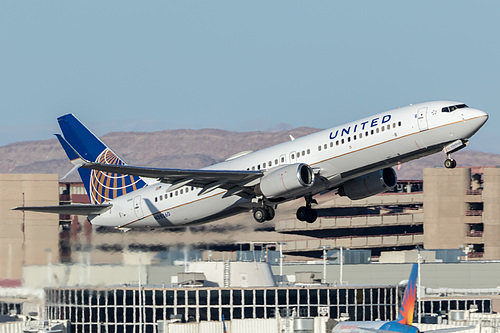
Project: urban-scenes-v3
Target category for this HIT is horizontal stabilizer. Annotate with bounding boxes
[12,204,112,216]
[423,326,476,333]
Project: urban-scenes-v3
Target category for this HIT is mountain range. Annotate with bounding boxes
[1,127,498,181]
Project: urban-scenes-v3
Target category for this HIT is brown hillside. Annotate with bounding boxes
[0,128,497,181]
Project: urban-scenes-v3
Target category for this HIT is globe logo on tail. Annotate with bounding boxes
[89,149,146,204]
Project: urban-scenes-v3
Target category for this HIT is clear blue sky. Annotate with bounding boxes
[1,1,498,153]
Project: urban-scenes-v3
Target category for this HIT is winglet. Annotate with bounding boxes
[396,263,418,325]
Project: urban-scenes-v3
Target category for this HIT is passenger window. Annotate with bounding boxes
[175,191,178,196]
[353,135,357,140]
[252,166,255,170]
[258,164,261,170]
[393,123,396,129]
[275,159,278,165]
[263,162,266,168]
[348,137,351,142]
[324,144,327,149]
[398,121,402,126]
[302,150,305,156]
[281,157,285,163]
[155,197,158,202]
[381,126,385,132]
[376,128,379,133]
[336,140,339,146]
[269,161,272,167]
[359,133,362,139]
[180,189,183,195]
[170,193,173,198]
[330,142,333,148]
[341,139,345,144]
[307,149,310,154]
[318,146,321,151]
[160,195,163,201]
[186,187,189,193]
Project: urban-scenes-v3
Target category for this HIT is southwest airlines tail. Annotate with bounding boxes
[396,263,418,325]
[57,114,147,204]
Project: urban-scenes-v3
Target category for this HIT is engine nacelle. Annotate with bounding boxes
[258,163,315,199]
[338,167,397,200]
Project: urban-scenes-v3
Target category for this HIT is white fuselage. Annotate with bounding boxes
[89,101,487,229]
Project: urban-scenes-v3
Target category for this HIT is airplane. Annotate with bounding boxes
[14,101,488,229]
[331,264,473,333]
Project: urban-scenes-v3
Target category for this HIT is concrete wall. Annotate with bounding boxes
[272,262,500,289]
[0,174,59,283]
[21,262,500,289]
[423,168,470,249]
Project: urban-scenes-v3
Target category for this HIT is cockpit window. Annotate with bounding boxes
[442,104,468,112]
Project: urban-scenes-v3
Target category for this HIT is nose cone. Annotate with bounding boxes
[465,108,488,136]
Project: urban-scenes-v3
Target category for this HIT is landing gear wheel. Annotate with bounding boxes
[253,207,268,223]
[444,158,457,169]
[296,206,309,221]
[296,206,318,223]
[265,206,275,221]
[305,209,318,223]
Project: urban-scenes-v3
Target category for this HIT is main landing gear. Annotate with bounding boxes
[296,195,318,223]
[253,206,275,223]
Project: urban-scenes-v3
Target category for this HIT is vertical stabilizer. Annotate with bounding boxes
[396,264,418,325]
[57,114,147,204]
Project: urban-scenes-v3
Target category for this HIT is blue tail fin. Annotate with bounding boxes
[57,114,147,204]
[395,263,418,325]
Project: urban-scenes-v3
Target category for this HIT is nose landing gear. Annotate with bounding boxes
[444,156,457,169]
[443,139,468,169]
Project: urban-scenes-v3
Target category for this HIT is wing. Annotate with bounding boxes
[80,162,263,196]
[12,204,112,216]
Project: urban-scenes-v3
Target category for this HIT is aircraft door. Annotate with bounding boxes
[417,107,429,131]
[133,196,144,219]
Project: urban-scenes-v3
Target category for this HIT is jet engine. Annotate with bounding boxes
[338,167,397,200]
[256,163,315,199]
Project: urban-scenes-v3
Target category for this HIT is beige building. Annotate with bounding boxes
[0,174,60,285]
[424,167,500,260]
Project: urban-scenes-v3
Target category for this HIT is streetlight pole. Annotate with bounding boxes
[340,246,344,285]
[417,248,422,324]
[318,245,331,284]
